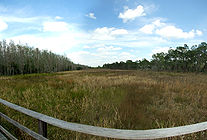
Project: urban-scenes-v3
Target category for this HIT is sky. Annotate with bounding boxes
[0,0,206,67]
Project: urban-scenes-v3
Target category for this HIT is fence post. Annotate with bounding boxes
[38,120,47,138]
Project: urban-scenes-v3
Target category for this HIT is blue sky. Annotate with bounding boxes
[0,0,206,66]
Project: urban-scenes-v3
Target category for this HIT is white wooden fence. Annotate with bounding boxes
[1,98,207,139]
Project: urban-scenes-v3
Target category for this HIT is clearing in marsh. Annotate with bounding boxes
[1,69,207,139]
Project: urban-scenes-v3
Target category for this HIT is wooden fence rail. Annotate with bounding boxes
[1,98,207,139]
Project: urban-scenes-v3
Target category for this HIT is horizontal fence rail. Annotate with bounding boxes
[0,125,17,140]
[0,112,48,140]
[1,98,207,139]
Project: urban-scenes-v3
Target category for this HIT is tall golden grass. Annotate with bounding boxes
[1,69,207,139]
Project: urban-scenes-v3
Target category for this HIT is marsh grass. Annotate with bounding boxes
[1,69,207,139]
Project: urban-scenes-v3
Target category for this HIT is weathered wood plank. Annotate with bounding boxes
[0,112,48,140]
[0,125,17,140]
[0,132,7,140]
[38,120,47,138]
[1,98,207,139]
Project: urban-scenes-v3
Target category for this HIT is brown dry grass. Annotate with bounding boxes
[1,69,207,139]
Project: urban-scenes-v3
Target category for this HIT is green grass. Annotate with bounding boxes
[1,69,207,139]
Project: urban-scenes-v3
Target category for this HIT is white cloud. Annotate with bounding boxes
[196,30,202,36]
[97,46,122,52]
[155,26,195,39]
[68,51,101,66]
[68,51,94,65]
[139,24,155,34]
[149,47,170,58]
[152,47,170,54]
[86,13,96,19]
[152,19,165,27]
[139,19,203,39]
[119,52,136,60]
[8,23,88,54]
[9,33,79,54]
[55,16,63,20]
[92,27,128,40]
[119,5,146,23]
[83,45,91,49]
[94,27,112,34]
[139,19,165,34]
[43,21,69,32]
[0,16,47,23]
[92,27,114,40]
[111,29,128,35]
[0,19,8,31]
[107,33,168,49]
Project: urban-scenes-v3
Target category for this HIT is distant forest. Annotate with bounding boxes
[1,40,207,76]
[103,42,207,73]
[0,40,87,75]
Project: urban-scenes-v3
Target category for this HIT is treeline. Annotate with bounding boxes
[0,40,87,75]
[103,42,207,72]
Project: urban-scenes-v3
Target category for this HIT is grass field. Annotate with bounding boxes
[1,69,207,139]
